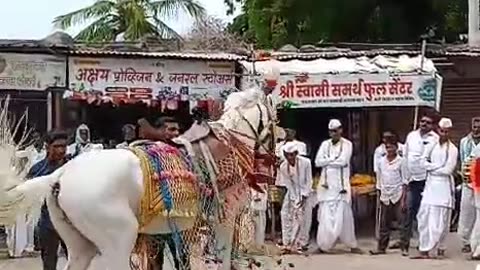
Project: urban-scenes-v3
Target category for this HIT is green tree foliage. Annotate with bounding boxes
[53,0,205,42]
[227,0,468,48]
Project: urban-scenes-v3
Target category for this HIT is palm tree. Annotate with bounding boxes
[53,0,206,42]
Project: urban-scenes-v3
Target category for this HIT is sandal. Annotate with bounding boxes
[462,245,472,253]
[410,252,430,260]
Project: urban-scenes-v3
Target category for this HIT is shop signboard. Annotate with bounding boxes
[0,53,66,91]
[68,57,236,101]
[271,73,442,110]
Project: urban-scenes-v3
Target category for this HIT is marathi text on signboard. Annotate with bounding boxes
[68,57,236,101]
[0,53,66,90]
[271,73,441,109]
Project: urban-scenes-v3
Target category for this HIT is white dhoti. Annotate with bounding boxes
[417,204,451,252]
[251,185,268,247]
[316,200,357,250]
[252,210,266,246]
[459,185,476,247]
[280,199,304,246]
[6,215,28,258]
[298,193,316,247]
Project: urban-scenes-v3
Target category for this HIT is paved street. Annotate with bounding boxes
[0,234,479,270]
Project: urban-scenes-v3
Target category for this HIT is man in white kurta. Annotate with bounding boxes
[314,119,361,253]
[276,142,313,252]
[276,129,312,250]
[414,118,457,259]
[458,117,480,253]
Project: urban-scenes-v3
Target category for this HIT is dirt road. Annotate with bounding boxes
[0,234,478,270]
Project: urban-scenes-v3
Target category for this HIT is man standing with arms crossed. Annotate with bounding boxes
[458,117,480,253]
[314,119,362,254]
[413,118,457,259]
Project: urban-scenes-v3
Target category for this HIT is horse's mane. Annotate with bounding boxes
[216,86,265,129]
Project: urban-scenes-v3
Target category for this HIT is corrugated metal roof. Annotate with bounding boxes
[69,49,246,61]
[269,49,450,60]
[242,54,438,74]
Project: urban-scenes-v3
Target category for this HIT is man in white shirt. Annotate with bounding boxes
[400,114,439,256]
[373,131,405,174]
[314,119,362,254]
[276,142,312,253]
[458,117,480,253]
[412,118,457,259]
[370,142,408,255]
[275,128,307,159]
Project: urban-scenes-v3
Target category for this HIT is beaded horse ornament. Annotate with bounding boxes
[129,142,199,229]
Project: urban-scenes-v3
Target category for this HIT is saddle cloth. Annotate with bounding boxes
[129,142,200,229]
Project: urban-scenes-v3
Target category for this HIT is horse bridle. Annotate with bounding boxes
[230,104,276,160]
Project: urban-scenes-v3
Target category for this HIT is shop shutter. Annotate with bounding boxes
[441,78,480,144]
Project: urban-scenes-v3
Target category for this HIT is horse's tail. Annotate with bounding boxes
[0,166,64,225]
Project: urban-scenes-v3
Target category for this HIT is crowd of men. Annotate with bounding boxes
[252,114,480,260]
[4,113,480,269]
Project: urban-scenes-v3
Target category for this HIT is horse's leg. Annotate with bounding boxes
[93,204,138,270]
[53,189,138,270]
[47,193,96,270]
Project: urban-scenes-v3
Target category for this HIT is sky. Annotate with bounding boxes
[0,0,237,39]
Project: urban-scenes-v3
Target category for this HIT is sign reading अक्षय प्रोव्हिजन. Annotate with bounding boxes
[68,57,236,101]
[272,73,441,109]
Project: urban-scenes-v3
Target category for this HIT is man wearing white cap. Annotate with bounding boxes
[314,119,361,253]
[275,128,308,160]
[276,141,313,253]
[412,117,457,259]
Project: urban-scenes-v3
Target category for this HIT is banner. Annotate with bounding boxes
[0,53,66,90]
[271,73,442,109]
[68,57,236,101]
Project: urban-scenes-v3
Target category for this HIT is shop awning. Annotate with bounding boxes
[241,55,442,110]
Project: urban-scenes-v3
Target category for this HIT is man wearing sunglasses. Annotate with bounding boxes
[399,114,439,256]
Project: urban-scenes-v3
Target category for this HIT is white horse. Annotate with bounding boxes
[0,86,275,270]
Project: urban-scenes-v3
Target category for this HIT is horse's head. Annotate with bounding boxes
[217,85,276,157]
